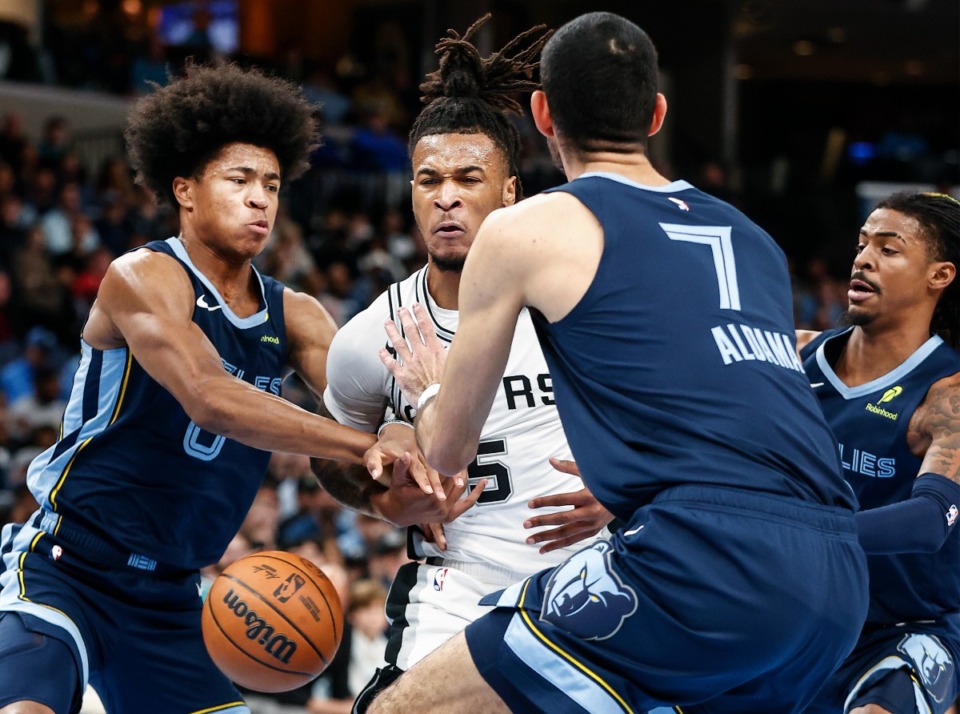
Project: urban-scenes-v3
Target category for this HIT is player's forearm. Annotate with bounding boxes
[856,473,960,554]
[415,394,478,476]
[187,377,375,464]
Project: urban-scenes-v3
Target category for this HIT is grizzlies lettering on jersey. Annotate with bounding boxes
[323,266,599,580]
[24,237,287,570]
[531,173,855,521]
[801,327,960,636]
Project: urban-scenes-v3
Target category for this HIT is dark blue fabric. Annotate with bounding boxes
[466,485,868,713]
[856,473,960,554]
[49,238,288,570]
[533,175,854,523]
[801,328,959,632]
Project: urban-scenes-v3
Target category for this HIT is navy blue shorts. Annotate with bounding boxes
[465,485,869,714]
[0,512,250,714]
[804,625,959,714]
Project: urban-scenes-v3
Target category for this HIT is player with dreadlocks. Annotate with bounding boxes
[798,191,960,714]
[311,16,614,712]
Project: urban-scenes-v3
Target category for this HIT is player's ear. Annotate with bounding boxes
[648,93,668,137]
[929,260,956,292]
[172,176,194,209]
[531,90,555,138]
[502,175,517,207]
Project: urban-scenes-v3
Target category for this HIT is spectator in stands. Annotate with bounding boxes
[307,579,389,714]
[0,271,16,364]
[0,20,40,82]
[0,113,28,171]
[130,34,169,95]
[40,180,100,256]
[303,64,352,125]
[9,226,75,336]
[6,363,66,443]
[0,192,34,270]
[37,115,71,169]
[240,473,282,551]
[349,105,409,174]
[0,326,58,404]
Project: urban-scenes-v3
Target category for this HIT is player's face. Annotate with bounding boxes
[411,132,517,272]
[847,207,935,326]
[178,142,281,262]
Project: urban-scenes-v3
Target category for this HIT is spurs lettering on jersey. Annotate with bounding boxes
[388,371,554,422]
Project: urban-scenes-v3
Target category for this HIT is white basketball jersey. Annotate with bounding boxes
[324,266,602,582]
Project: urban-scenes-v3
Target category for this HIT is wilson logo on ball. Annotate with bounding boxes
[221,588,297,663]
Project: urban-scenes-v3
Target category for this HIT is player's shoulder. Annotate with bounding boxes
[102,242,188,295]
[479,192,600,255]
[330,270,425,358]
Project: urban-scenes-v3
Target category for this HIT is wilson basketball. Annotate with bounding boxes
[201,550,343,692]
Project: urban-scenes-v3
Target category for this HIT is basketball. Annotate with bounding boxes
[201,550,343,693]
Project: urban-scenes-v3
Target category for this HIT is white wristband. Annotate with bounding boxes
[377,419,415,439]
[417,383,442,412]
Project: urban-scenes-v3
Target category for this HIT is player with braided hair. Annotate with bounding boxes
[0,61,399,714]
[312,16,613,712]
[798,191,960,714]
[375,11,868,713]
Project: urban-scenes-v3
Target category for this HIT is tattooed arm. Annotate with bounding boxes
[855,372,960,554]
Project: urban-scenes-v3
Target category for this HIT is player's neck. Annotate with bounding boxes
[563,150,670,187]
[837,320,934,386]
[177,234,259,309]
[425,263,461,310]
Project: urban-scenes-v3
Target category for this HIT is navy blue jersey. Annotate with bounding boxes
[24,237,288,570]
[531,173,854,522]
[801,327,960,632]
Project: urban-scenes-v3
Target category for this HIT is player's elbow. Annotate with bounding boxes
[423,445,471,478]
[183,383,233,434]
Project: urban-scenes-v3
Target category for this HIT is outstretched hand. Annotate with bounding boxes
[364,422,487,547]
[372,457,484,529]
[379,303,447,407]
[366,421,445,497]
[523,458,615,554]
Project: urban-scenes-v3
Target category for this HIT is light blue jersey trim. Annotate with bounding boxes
[577,172,694,193]
[815,329,946,399]
[165,237,270,329]
[503,611,631,713]
[0,520,91,688]
[27,341,130,509]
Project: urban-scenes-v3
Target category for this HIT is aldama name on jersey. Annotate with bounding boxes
[710,322,804,372]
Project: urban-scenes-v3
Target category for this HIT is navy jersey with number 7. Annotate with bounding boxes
[532,173,856,520]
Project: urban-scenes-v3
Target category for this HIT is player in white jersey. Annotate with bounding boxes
[312,17,613,711]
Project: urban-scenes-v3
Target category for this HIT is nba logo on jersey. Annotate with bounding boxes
[50,545,63,561]
[433,568,449,592]
[947,504,958,527]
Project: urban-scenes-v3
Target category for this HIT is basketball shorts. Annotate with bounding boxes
[804,625,959,714]
[0,510,250,714]
[465,485,870,714]
[352,558,520,713]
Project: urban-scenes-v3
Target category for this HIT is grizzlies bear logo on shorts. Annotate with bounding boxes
[540,541,637,640]
[897,633,955,705]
